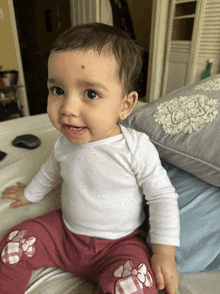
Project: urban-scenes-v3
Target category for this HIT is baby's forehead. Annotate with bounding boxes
[48,48,123,87]
[49,48,121,77]
[50,46,117,63]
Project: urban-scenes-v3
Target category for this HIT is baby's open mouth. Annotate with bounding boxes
[67,125,85,131]
[63,123,85,130]
[62,124,88,137]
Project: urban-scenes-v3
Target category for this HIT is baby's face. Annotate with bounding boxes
[47,49,128,145]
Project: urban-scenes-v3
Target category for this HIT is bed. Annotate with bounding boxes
[1,74,220,293]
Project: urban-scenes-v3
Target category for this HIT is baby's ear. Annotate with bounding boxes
[120,91,138,120]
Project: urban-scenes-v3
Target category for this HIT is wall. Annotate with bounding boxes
[0,0,18,70]
[126,0,152,51]
[0,0,153,69]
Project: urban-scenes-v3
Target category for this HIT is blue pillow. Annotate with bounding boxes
[146,158,220,273]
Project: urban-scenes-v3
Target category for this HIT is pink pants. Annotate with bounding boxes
[0,209,158,294]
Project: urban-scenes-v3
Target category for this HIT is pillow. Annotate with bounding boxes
[146,159,220,273]
[120,74,220,186]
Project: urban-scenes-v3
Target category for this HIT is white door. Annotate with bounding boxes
[146,0,170,103]
[70,0,113,26]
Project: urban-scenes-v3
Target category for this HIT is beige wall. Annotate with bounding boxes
[0,0,18,70]
[126,0,152,51]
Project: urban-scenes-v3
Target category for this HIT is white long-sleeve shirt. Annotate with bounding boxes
[24,125,180,245]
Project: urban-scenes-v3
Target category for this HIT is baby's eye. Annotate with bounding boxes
[85,90,99,100]
[50,86,64,96]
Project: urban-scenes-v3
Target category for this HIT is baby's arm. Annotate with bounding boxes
[132,134,180,293]
[2,149,60,208]
[1,182,31,208]
[151,244,178,294]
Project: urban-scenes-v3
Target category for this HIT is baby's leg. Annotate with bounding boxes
[89,232,158,294]
[0,209,80,294]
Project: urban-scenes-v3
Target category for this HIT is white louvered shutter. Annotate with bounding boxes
[190,0,220,82]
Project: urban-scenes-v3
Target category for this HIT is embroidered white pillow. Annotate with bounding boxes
[120,74,220,186]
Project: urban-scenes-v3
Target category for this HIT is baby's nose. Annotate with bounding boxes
[60,95,81,116]
[72,95,80,101]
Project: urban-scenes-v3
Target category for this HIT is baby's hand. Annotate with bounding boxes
[1,182,31,208]
[151,252,178,294]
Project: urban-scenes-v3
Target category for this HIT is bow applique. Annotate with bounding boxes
[114,260,153,288]
[1,229,36,265]
[8,229,36,252]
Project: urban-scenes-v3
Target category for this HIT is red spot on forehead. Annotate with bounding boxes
[81,65,85,69]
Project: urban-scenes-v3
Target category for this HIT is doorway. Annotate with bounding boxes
[13,0,71,115]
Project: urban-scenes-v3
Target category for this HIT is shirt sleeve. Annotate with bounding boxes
[131,133,180,246]
[24,149,60,203]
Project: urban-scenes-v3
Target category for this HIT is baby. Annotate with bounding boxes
[0,23,179,294]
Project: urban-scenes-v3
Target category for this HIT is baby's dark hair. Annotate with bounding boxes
[51,23,143,95]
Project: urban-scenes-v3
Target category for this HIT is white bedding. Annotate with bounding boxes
[1,111,220,294]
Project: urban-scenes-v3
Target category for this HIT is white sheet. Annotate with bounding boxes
[0,112,219,294]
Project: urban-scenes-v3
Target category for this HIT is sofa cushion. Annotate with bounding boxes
[120,74,220,186]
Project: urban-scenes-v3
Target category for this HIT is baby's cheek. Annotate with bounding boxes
[47,104,59,128]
